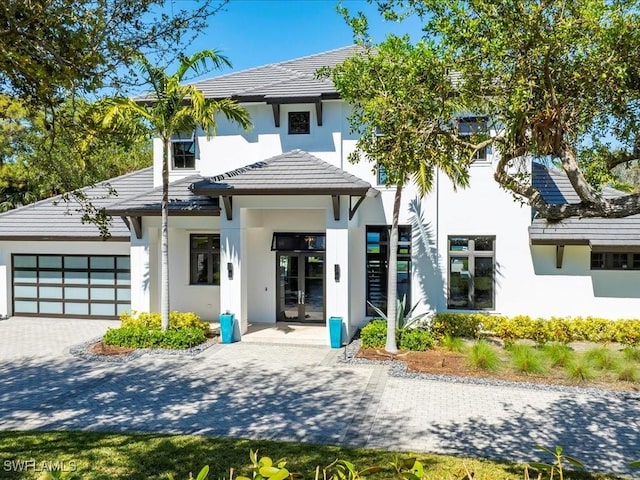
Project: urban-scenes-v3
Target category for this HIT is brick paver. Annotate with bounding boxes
[0,317,637,478]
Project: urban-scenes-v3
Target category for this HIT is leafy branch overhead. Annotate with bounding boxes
[343,0,640,221]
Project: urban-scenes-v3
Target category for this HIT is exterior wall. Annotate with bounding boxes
[0,240,130,317]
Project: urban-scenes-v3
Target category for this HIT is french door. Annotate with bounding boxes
[277,253,324,323]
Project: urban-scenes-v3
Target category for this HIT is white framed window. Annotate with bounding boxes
[171,131,196,169]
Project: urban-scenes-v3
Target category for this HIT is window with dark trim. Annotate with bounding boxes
[366,225,411,316]
[448,236,495,310]
[376,164,388,185]
[458,117,488,162]
[591,252,640,270]
[172,131,196,169]
[271,233,325,252]
[288,111,310,134]
[190,234,220,285]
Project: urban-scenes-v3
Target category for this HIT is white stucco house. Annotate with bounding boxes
[0,46,638,344]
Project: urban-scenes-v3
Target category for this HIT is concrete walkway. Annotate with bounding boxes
[0,317,638,478]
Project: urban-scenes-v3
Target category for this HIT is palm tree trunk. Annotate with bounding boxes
[161,136,170,331]
[385,182,403,353]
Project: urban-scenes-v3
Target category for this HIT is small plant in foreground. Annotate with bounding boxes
[529,445,584,480]
[509,344,548,375]
[564,358,595,382]
[399,328,434,351]
[440,334,466,352]
[622,346,640,363]
[542,343,575,368]
[468,340,501,371]
[585,346,620,371]
[617,362,640,382]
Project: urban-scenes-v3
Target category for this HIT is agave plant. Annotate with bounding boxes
[367,295,430,329]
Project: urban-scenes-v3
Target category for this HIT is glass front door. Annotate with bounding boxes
[277,253,324,323]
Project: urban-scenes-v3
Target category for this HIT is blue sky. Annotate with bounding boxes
[175,0,424,79]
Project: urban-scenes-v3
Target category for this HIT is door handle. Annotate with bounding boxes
[297,290,301,304]
[301,290,305,304]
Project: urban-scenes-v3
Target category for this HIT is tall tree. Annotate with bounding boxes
[365,0,640,221]
[326,37,477,352]
[102,51,251,331]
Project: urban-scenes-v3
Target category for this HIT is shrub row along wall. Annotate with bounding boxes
[362,314,640,349]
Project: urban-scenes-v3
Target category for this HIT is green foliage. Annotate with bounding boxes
[508,344,548,375]
[564,359,596,383]
[616,362,640,383]
[367,296,430,330]
[440,335,466,353]
[622,346,640,362]
[119,311,210,335]
[584,347,620,371]
[530,445,584,480]
[542,344,575,368]
[361,319,389,349]
[103,325,206,350]
[399,329,434,352]
[431,313,489,339]
[468,341,501,372]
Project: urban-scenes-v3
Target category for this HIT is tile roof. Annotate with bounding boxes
[190,149,374,196]
[137,46,361,102]
[0,168,153,241]
[529,163,640,246]
[105,175,220,216]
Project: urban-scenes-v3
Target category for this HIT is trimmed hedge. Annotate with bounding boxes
[361,319,434,351]
[119,310,211,335]
[432,312,640,346]
[103,325,206,349]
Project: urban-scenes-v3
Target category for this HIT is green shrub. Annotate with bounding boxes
[622,346,640,362]
[614,320,640,346]
[440,334,466,352]
[119,310,210,335]
[508,344,547,375]
[564,358,595,382]
[431,312,491,339]
[468,341,501,371]
[617,362,640,382]
[103,326,206,349]
[360,319,388,348]
[584,346,620,371]
[542,343,575,367]
[399,328,434,351]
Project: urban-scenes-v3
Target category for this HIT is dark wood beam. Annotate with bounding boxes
[222,196,233,221]
[331,195,340,221]
[556,244,565,269]
[131,216,142,240]
[315,101,323,126]
[349,195,366,220]
[120,216,131,231]
[272,103,280,128]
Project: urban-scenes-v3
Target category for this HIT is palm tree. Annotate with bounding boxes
[103,51,251,331]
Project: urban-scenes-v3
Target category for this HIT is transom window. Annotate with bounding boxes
[591,252,640,270]
[171,131,196,169]
[366,225,412,316]
[190,234,220,285]
[448,236,495,310]
[288,111,310,134]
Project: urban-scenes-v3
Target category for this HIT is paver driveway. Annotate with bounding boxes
[0,317,638,478]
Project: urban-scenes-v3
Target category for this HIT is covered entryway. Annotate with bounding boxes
[12,254,130,318]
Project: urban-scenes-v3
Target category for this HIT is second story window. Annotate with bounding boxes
[458,117,488,162]
[171,131,196,169]
[288,112,310,134]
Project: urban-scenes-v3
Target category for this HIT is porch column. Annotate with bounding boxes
[325,196,351,344]
[130,220,151,313]
[220,203,248,334]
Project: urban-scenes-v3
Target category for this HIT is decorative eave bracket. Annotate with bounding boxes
[556,244,565,269]
[222,196,233,221]
[271,104,280,128]
[349,195,366,220]
[331,195,340,221]
[122,216,143,240]
[315,101,323,126]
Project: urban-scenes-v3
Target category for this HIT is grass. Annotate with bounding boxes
[622,346,640,363]
[542,343,575,368]
[617,362,640,382]
[0,431,619,480]
[440,334,466,352]
[584,346,620,371]
[468,340,501,371]
[565,358,596,382]
[508,344,548,375]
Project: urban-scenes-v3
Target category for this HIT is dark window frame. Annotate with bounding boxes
[271,232,326,252]
[376,164,388,186]
[288,111,310,135]
[171,131,196,169]
[366,225,412,316]
[447,236,495,310]
[190,234,221,285]
[591,252,640,270]
[457,116,489,162]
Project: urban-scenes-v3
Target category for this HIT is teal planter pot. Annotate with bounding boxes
[329,317,343,348]
[219,313,236,343]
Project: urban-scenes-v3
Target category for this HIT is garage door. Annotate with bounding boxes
[12,254,130,318]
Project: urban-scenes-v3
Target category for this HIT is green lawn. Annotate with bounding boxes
[0,431,623,479]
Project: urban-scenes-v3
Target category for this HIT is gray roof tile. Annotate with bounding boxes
[529,163,640,246]
[0,168,153,240]
[191,149,373,195]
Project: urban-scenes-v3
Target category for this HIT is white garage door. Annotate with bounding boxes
[12,254,130,318]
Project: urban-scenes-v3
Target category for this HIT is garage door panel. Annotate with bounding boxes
[12,254,130,319]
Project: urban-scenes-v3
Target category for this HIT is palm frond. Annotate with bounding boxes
[176,50,232,81]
